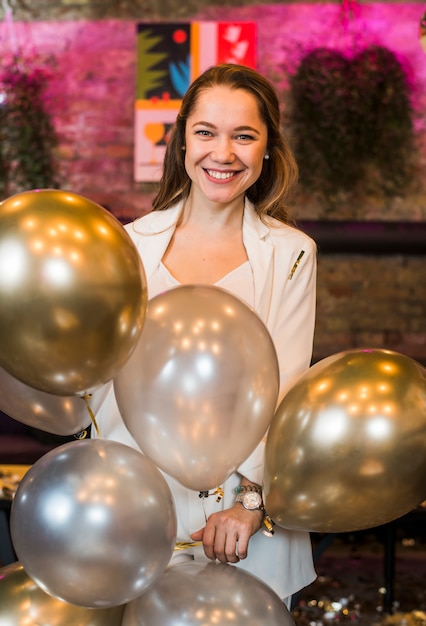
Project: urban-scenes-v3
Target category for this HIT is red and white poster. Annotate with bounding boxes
[134,22,257,182]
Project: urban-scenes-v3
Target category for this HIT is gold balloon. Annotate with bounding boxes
[0,189,147,396]
[122,561,296,626]
[115,285,279,491]
[0,365,109,435]
[264,349,426,533]
[10,439,177,608]
[0,561,125,626]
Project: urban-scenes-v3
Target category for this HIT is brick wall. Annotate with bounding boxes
[315,255,425,363]
[0,3,425,364]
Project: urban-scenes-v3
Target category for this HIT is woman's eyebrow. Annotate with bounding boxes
[234,125,261,134]
[191,121,261,135]
[190,120,216,128]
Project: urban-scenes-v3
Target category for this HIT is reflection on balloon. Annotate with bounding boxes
[0,366,110,435]
[0,189,147,396]
[0,561,125,626]
[122,561,296,626]
[264,349,426,533]
[114,285,279,491]
[10,439,177,608]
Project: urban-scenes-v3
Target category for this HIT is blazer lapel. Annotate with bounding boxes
[126,203,184,283]
[242,201,274,325]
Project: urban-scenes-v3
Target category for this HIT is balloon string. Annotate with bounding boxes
[198,487,224,523]
[176,488,224,550]
[174,541,203,551]
[83,394,101,438]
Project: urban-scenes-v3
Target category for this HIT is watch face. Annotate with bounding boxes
[242,491,262,510]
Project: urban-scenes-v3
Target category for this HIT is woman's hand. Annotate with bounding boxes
[190,504,264,564]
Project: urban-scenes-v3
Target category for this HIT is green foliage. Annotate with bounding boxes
[288,45,415,201]
[0,58,59,199]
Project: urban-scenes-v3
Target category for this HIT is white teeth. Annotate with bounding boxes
[206,170,235,180]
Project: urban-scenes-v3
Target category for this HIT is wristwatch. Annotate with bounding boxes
[235,490,263,511]
[234,485,275,537]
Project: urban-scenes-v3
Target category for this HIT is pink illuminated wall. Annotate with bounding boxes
[0,4,425,219]
[0,5,425,366]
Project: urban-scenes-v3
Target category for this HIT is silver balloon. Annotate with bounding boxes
[0,366,108,435]
[114,285,279,491]
[122,561,296,626]
[0,561,125,626]
[264,349,426,533]
[10,439,177,608]
[0,189,147,396]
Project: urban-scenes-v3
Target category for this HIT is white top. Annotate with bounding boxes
[157,260,254,308]
[92,199,317,600]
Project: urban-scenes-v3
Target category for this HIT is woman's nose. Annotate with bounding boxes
[211,138,235,163]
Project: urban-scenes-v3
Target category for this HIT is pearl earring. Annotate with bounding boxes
[264,154,270,160]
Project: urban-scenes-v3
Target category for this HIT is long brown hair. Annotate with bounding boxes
[152,63,298,224]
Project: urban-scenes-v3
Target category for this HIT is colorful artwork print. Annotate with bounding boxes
[136,24,191,101]
[217,23,257,67]
[135,21,257,182]
[134,100,181,182]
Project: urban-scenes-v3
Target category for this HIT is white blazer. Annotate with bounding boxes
[128,199,317,404]
[95,199,317,600]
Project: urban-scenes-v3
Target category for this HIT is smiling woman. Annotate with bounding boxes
[181,85,267,216]
[92,63,318,608]
[153,63,298,222]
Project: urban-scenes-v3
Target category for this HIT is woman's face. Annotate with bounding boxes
[184,85,268,208]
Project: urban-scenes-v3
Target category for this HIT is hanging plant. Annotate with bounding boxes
[350,45,414,196]
[0,56,60,198]
[288,45,415,201]
[289,48,362,195]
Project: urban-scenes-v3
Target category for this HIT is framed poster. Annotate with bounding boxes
[134,21,257,182]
